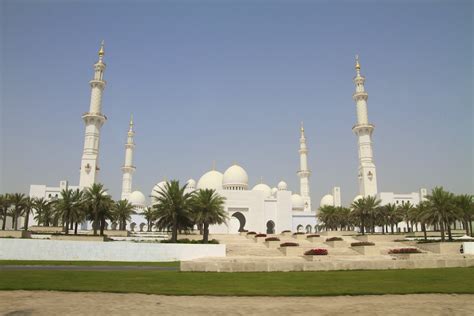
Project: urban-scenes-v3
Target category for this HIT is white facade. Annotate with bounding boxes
[352,56,378,197]
[121,116,136,200]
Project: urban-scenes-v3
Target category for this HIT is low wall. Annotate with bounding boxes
[355,235,403,242]
[29,226,63,234]
[319,231,355,237]
[463,242,474,254]
[0,230,31,238]
[0,239,226,262]
[51,235,107,242]
[416,242,462,254]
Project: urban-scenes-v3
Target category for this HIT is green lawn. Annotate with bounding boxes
[1,267,473,296]
[0,260,179,267]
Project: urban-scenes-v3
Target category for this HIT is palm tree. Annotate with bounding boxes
[190,189,227,243]
[317,205,339,231]
[142,206,155,232]
[456,194,473,236]
[113,199,136,230]
[0,194,11,230]
[153,180,194,242]
[22,197,35,231]
[84,183,110,236]
[69,189,86,235]
[33,197,51,226]
[413,201,429,240]
[382,203,399,233]
[398,201,415,232]
[350,196,381,235]
[53,189,76,234]
[423,187,458,241]
[10,193,26,230]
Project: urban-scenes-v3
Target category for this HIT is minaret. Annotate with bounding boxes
[121,115,136,200]
[352,55,378,196]
[297,122,312,211]
[79,41,107,188]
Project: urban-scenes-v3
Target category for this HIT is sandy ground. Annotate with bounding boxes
[0,291,473,316]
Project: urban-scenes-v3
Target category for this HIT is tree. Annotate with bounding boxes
[0,194,11,230]
[317,206,339,231]
[53,189,76,234]
[190,189,227,243]
[10,193,26,230]
[382,203,400,233]
[113,199,136,230]
[423,187,459,241]
[142,206,156,232]
[398,201,415,233]
[33,197,51,226]
[84,183,110,236]
[413,201,429,241]
[455,194,473,236]
[350,196,381,235]
[153,180,194,242]
[69,189,86,235]
[22,197,35,231]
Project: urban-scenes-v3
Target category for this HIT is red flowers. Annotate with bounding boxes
[389,248,422,254]
[304,248,328,256]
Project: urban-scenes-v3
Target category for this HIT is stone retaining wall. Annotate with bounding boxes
[0,230,31,238]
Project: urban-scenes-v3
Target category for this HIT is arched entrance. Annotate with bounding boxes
[305,225,312,233]
[229,212,246,233]
[297,224,304,232]
[130,222,136,232]
[266,220,275,234]
[139,223,146,232]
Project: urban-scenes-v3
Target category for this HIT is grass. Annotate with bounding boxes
[0,260,179,267]
[0,267,473,296]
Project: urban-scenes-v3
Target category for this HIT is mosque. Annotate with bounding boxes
[29,43,426,234]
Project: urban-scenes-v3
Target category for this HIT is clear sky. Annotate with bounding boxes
[0,0,472,205]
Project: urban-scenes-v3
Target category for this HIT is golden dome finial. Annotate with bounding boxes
[300,121,305,134]
[98,40,105,59]
[129,114,134,131]
[355,54,361,71]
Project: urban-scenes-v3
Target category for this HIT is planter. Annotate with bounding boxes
[29,226,63,234]
[304,255,331,261]
[307,236,323,243]
[292,234,307,240]
[278,246,304,256]
[325,240,347,248]
[254,236,267,243]
[416,242,463,254]
[390,253,424,260]
[239,232,248,236]
[281,231,293,237]
[105,230,130,237]
[319,230,355,236]
[51,235,107,242]
[355,235,400,242]
[351,245,380,255]
[265,240,281,248]
[0,230,31,238]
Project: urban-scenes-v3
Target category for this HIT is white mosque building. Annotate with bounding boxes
[29,43,427,234]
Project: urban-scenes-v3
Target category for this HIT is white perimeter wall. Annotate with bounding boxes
[0,239,226,262]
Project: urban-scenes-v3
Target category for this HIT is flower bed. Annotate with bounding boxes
[307,234,320,238]
[281,230,291,233]
[265,237,280,242]
[293,232,306,235]
[304,248,328,256]
[389,248,422,254]
[255,234,267,237]
[280,242,299,247]
[351,241,375,247]
[326,237,343,242]
[246,232,257,235]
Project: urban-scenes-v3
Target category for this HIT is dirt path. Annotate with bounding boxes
[1,291,473,315]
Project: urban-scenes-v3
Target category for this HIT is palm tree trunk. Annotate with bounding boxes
[447,222,452,241]
[24,211,30,231]
[469,220,473,237]
[100,218,105,236]
[93,207,98,236]
[464,220,469,235]
[360,217,365,235]
[1,213,6,230]
[440,221,445,242]
[422,223,427,241]
[13,211,18,230]
[203,223,209,244]
[74,222,78,235]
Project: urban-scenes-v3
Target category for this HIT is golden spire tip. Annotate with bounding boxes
[355,54,360,70]
[98,40,105,58]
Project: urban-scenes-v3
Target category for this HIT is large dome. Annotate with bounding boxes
[353,195,363,203]
[291,194,304,210]
[277,181,288,191]
[186,179,196,190]
[197,170,223,190]
[320,194,334,208]
[271,187,278,197]
[151,181,167,203]
[222,164,248,190]
[252,183,272,197]
[129,191,146,208]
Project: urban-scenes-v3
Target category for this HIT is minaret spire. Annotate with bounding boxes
[121,115,136,200]
[352,55,378,196]
[79,41,107,188]
[297,121,311,211]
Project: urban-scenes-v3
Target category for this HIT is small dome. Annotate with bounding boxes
[222,164,248,190]
[291,194,304,210]
[320,194,334,208]
[271,187,278,196]
[277,181,288,191]
[197,170,223,190]
[151,181,167,203]
[353,195,363,203]
[186,179,196,190]
[252,183,272,197]
[129,191,146,208]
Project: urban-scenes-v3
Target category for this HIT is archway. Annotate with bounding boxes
[139,223,146,232]
[297,224,304,232]
[229,212,246,233]
[111,222,118,230]
[130,222,136,232]
[266,220,275,234]
[305,225,312,233]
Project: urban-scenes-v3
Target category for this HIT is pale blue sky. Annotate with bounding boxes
[1,0,472,205]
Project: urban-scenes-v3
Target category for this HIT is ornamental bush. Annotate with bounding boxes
[246,232,257,235]
[255,233,267,237]
[265,237,280,242]
[280,242,299,247]
[351,241,375,247]
[389,248,422,254]
[293,232,306,235]
[326,237,343,242]
[307,234,320,238]
[304,248,328,256]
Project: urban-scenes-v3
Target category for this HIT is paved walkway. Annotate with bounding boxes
[0,265,177,271]
[0,291,473,315]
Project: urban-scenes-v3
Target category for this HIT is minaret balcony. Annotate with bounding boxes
[89,79,106,88]
[121,165,136,172]
[297,170,311,177]
[352,91,368,101]
[82,112,107,123]
[352,123,374,134]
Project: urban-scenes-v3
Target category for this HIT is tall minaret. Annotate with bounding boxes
[297,122,312,211]
[352,55,378,196]
[79,41,107,188]
[121,115,136,200]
